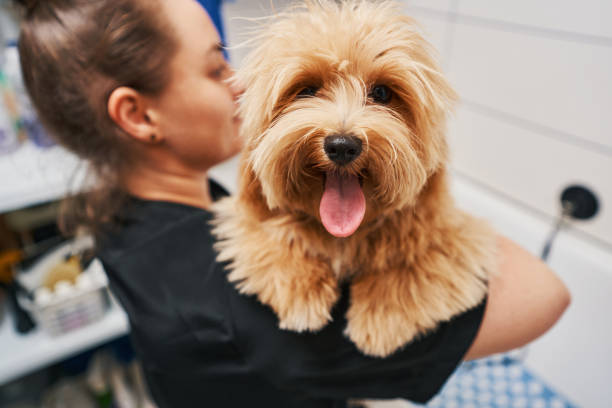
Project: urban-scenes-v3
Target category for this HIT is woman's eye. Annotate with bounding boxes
[297,86,320,98]
[370,84,392,104]
[211,63,228,78]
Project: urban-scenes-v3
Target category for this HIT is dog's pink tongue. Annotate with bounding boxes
[320,172,365,238]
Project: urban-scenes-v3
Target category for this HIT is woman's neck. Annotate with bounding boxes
[120,157,213,210]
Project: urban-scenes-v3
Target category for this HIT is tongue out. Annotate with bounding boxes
[319,172,366,238]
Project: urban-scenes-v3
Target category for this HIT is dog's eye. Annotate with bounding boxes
[370,84,392,104]
[297,86,320,98]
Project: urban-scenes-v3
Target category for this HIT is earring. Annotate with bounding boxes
[150,134,157,142]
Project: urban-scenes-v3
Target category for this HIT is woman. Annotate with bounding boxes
[16,0,570,407]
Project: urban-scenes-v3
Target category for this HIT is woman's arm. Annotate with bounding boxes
[464,235,571,360]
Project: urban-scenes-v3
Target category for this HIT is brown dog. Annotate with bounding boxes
[213,0,497,357]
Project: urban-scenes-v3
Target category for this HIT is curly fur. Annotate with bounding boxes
[213,0,498,357]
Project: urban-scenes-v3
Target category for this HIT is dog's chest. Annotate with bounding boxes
[314,230,384,281]
[326,245,360,280]
[331,257,343,278]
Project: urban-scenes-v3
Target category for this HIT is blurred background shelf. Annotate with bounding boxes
[0,294,129,386]
[0,141,85,214]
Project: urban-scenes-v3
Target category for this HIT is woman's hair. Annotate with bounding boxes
[15,0,178,235]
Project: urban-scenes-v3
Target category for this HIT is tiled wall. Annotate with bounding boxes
[402,0,612,248]
[220,0,612,249]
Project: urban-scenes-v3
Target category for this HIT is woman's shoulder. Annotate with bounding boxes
[95,177,232,333]
[95,182,237,369]
[96,178,229,263]
[96,191,225,304]
[96,202,208,266]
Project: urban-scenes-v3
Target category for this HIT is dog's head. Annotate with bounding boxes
[236,0,457,237]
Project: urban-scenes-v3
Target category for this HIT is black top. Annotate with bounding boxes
[96,179,487,408]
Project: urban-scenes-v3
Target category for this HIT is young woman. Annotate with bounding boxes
[16,0,570,407]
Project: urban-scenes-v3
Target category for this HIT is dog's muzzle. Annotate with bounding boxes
[320,134,366,238]
[324,134,362,166]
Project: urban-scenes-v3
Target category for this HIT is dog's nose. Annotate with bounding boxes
[324,134,362,165]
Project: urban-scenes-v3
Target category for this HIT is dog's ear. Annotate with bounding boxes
[238,61,306,141]
[386,16,458,174]
[237,155,273,220]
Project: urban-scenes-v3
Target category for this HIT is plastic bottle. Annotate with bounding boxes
[0,69,20,154]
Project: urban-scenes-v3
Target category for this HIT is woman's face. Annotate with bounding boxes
[150,0,243,171]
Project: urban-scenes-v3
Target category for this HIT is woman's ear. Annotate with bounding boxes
[107,87,162,144]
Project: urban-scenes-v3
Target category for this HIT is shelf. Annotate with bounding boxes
[0,141,85,214]
[0,294,129,385]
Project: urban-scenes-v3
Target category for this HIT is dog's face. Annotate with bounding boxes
[237,0,456,237]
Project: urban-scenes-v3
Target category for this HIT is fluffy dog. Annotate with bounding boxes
[213,0,497,357]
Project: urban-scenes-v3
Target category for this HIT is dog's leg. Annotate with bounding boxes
[345,216,495,357]
[237,249,340,332]
[214,201,340,332]
[225,248,340,333]
[274,254,340,332]
[345,266,429,357]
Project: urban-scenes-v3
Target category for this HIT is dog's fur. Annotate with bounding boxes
[213,0,497,357]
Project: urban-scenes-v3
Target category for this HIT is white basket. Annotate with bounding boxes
[16,238,110,336]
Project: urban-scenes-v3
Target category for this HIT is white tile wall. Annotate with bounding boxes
[404,12,451,68]
[457,0,612,40]
[448,106,612,246]
[403,0,453,13]
[223,0,296,68]
[448,22,612,151]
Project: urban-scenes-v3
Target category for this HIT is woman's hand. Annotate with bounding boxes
[464,235,571,360]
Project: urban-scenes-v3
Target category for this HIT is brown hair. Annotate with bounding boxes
[15,0,178,235]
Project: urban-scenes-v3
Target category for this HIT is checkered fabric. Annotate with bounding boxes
[426,355,578,408]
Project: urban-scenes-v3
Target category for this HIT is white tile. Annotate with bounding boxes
[209,156,240,193]
[404,0,453,13]
[408,13,451,69]
[223,1,290,68]
[456,0,612,40]
[448,105,612,247]
[448,22,612,150]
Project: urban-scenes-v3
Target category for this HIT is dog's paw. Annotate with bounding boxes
[278,304,332,333]
[345,309,421,358]
[272,273,339,333]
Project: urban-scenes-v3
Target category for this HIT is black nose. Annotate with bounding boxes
[324,134,362,165]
